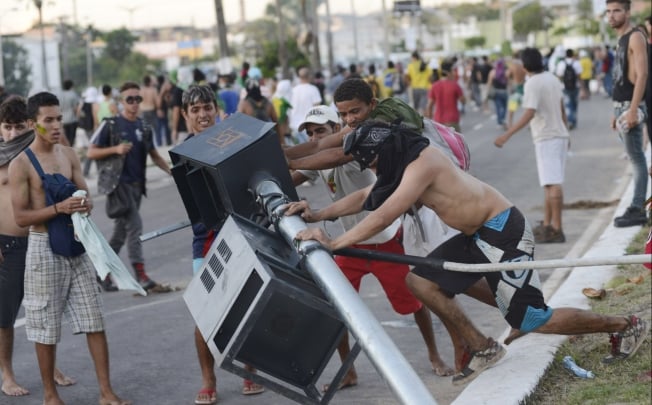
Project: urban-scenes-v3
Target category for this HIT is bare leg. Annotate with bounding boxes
[406,273,493,372]
[535,308,628,335]
[0,327,29,396]
[194,327,217,402]
[86,332,130,405]
[242,364,265,395]
[53,368,76,387]
[464,279,497,307]
[34,343,63,405]
[547,184,563,231]
[543,186,553,227]
[323,334,357,391]
[412,306,454,376]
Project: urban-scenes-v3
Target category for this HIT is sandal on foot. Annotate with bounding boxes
[242,379,264,396]
[194,388,217,405]
[452,339,505,386]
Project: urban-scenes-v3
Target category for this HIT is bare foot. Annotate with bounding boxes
[431,359,455,377]
[43,396,65,405]
[53,369,76,387]
[1,380,30,396]
[322,369,358,393]
[99,396,132,405]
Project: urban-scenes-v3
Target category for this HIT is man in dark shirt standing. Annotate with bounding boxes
[606,0,649,227]
[87,82,171,291]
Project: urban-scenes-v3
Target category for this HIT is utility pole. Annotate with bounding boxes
[59,17,69,79]
[275,0,290,79]
[311,0,321,72]
[34,0,49,90]
[324,0,334,74]
[381,0,389,64]
[120,6,140,30]
[214,0,230,57]
[350,0,359,64]
[86,25,93,87]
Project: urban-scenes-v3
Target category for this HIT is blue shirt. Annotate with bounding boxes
[94,115,153,185]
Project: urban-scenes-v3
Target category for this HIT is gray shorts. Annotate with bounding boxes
[24,232,105,344]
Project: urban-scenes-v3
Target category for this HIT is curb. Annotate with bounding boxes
[453,156,650,404]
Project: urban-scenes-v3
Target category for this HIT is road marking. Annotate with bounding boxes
[14,292,183,329]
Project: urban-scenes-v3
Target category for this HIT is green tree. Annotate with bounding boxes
[1,39,31,96]
[448,3,500,21]
[101,29,137,64]
[58,24,93,88]
[513,2,550,38]
[258,38,309,78]
[464,36,486,49]
[576,0,600,36]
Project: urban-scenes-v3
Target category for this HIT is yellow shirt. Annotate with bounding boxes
[407,60,431,90]
[579,57,593,80]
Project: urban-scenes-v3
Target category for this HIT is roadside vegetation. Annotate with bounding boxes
[523,227,651,405]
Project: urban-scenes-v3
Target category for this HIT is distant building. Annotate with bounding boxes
[18,26,62,95]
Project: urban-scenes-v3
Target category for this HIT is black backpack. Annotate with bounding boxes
[562,62,577,91]
[246,97,271,122]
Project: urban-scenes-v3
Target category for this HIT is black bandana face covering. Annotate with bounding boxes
[344,123,393,170]
[345,120,430,211]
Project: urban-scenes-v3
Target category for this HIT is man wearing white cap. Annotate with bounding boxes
[290,105,453,391]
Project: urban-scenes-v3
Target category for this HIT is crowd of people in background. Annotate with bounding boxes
[0,3,649,403]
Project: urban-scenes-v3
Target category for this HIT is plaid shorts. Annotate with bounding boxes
[24,232,105,344]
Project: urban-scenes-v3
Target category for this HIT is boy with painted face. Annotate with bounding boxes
[9,92,129,405]
[0,96,76,397]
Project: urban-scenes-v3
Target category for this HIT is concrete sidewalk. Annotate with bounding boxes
[454,158,651,404]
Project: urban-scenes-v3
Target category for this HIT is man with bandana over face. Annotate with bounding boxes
[284,120,648,387]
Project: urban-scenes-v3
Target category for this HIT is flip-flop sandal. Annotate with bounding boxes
[242,379,264,396]
[194,388,217,404]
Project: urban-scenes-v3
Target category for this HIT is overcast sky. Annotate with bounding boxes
[1,0,475,34]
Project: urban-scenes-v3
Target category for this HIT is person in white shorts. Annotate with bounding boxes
[495,47,570,244]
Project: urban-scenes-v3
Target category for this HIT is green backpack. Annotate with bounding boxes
[370,97,424,133]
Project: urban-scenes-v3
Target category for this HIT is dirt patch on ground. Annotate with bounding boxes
[562,199,620,209]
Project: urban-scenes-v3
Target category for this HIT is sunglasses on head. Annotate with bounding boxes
[124,96,143,105]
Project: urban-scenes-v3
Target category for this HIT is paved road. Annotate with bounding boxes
[8,95,635,405]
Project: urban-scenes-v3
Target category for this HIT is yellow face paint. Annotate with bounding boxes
[35,123,47,135]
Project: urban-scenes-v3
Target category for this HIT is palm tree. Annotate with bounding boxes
[214,0,230,57]
[275,0,290,79]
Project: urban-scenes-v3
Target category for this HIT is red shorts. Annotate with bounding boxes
[334,229,422,315]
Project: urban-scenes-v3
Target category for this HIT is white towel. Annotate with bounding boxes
[71,190,147,296]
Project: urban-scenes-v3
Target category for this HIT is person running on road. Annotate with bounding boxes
[290,105,453,390]
[285,119,648,386]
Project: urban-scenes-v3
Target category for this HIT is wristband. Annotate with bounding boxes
[53,203,58,215]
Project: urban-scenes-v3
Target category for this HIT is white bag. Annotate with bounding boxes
[71,190,147,296]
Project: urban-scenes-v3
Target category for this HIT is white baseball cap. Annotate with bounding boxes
[298,105,340,132]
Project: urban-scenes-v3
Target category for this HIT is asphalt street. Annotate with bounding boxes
[6,95,640,405]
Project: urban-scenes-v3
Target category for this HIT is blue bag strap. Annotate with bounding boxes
[24,148,46,178]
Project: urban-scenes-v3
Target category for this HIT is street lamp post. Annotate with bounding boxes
[86,25,93,87]
[0,7,19,87]
[0,15,5,87]
[34,0,50,90]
